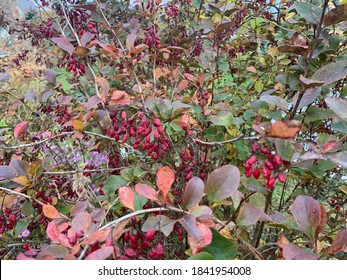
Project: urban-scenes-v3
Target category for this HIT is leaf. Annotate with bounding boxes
[190,205,213,218]
[73,46,89,56]
[11,176,30,187]
[260,95,289,111]
[265,120,301,139]
[134,191,147,211]
[178,214,201,240]
[0,166,19,179]
[72,119,84,131]
[103,175,128,196]
[85,246,113,260]
[80,32,94,46]
[278,45,309,56]
[118,186,135,211]
[188,252,214,260]
[83,229,112,245]
[188,223,212,255]
[182,177,205,209]
[205,165,241,203]
[37,244,69,260]
[84,96,102,110]
[312,60,347,86]
[326,151,347,168]
[324,4,347,26]
[14,121,28,138]
[46,223,60,243]
[326,229,347,254]
[294,2,322,24]
[156,166,175,202]
[325,97,347,120]
[321,141,343,154]
[283,243,319,260]
[236,203,272,226]
[70,201,88,216]
[135,183,160,203]
[202,228,237,260]
[109,90,131,106]
[289,196,324,241]
[292,88,321,110]
[45,70,57,84]
[51,36,75,53]
[42,205,62,219]
[126,33,137,52]
[142,215,176,237]
[209,111,233,126]
[71,212,92,235]
[299,75,324,88]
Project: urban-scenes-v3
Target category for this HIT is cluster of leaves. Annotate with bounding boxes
[0,0,347,260]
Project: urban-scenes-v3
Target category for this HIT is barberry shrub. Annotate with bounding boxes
[0,0,346,260]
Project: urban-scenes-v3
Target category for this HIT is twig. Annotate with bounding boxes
[194,135,259,145]
[0,187,44,206]
[44,167,127,175]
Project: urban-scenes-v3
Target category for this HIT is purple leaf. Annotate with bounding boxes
[205,165,241,203]
[0,165,19,179]
[236,203,272,226]
[51,36,75,53]
[283,243,319,260]
[85,246,113,260]
[327,229,347,255]
[182,177,205,209]
[80,32,94,46]
[178,214,201,240]
[70,201,88,216]
[289,196,324,241]
[141,215,176,237]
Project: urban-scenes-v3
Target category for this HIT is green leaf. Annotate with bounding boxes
[188,252,214,260]
[21,200,34,216]
[294,2,322,24]
[134,191,147,211]
[14,220,30,237]
[120,167,146,181]
[202,228,237,260]
[103,175,128,196]
[209,111,233,126]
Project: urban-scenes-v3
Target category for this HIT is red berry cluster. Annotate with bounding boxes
[0,208,17,232]
[166,4,179,19]
[68,229,84,245]
[106,111,170,162]
[145,28,160,48]
[197,90,210,107]
[244,145,287,189]
[65,54,86,76]
[85,21,97,35]
[120,224,165,260]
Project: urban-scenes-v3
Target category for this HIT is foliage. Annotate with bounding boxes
[0,0,346,260]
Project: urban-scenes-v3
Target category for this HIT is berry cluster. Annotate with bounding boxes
[197,90,210,108]
[0,208,17,232]
[144,28,160,48]
[65,54,86,76]
[166,4,179,19]
[106,111,170,162]
[120,221,165,259]
[244,144,287,189]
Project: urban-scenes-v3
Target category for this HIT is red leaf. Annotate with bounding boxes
[85,246,113,260]
[327,229,347,255]
[188,223,212,255]
[70,212,92,236]
[58,234,72,248]
[135,183,160,203]
[265,120,301,139]
[46,222,60,242]
[42,205,62,219]
[109,90,131,106]
[322,141,343,154]
[156,166,175,203]
[83,229,112,245]
[118,186,135,211]
[182,177,205,209]
[14,121,28,138]
[51,36,75,53]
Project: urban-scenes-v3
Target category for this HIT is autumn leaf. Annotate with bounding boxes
[156,166,175,203]
[72,119,84,131]
[11,176,30,187]
[265,120,302,139]
[14,121,28,138]
[42,205,63,219]
[118,186,135,211]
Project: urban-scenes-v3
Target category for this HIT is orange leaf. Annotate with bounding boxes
[265,120,301,139]
[14,121,28,138]
[135,183,160,203]
[109,90,131,106]
[118,186,135,211]
[156,166,175,203]
[72,119,84,131]
[42,204,62,219]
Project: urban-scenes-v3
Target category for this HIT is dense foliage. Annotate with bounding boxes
[0,0,346,260]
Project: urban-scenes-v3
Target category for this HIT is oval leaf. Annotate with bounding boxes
[289,196,322,241]
[325,97,347,120]
[205,165,240,203]
[42,205,62,219]
[156,166,175,202]
[14,121,28,138]
[0,166,19,179]
[283,243,319,260]
[327,228,347,255]
[135,183,159,203]
[46,222,60,242]
[51,36,75,53]
[265,120,301,139]
[182,177,205,209]
[142,215,176,237]
[237,203,272,226]
[312,60,347,86]
[118,186,135,211]
[178,214,201,240]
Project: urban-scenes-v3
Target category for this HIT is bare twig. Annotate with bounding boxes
[0,187,45,206]
[194,135,259,146]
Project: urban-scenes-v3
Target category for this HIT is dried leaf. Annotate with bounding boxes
[265,120,301,139]
[42,205,62,219]
[324,4,347,26]
[72,119,84,131]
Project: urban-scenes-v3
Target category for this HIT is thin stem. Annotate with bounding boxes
[194,135,259,146]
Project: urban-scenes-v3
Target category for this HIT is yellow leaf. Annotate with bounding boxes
[72,119,84,131]
[11,176,30,187]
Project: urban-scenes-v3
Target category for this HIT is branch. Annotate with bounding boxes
[194,135,259,146]
[0,187,45,206]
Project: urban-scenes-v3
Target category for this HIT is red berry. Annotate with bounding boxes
[123,232,130,243]
[277,173,286,183]
[75,230,84,239]
[248,155,257,165]
[149,250,157,259]
[22,244,30,251]
[124,248,137,258]
[267,178,275,189]
[264,160,275,170]
[245,168,253,177]
[153,118,161,127]
[141,240,153,249]
[68,236,77,245]
[262,166,271,179]
[253,168,260,179]
[261,147,270,154]
[273,154,282,167]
